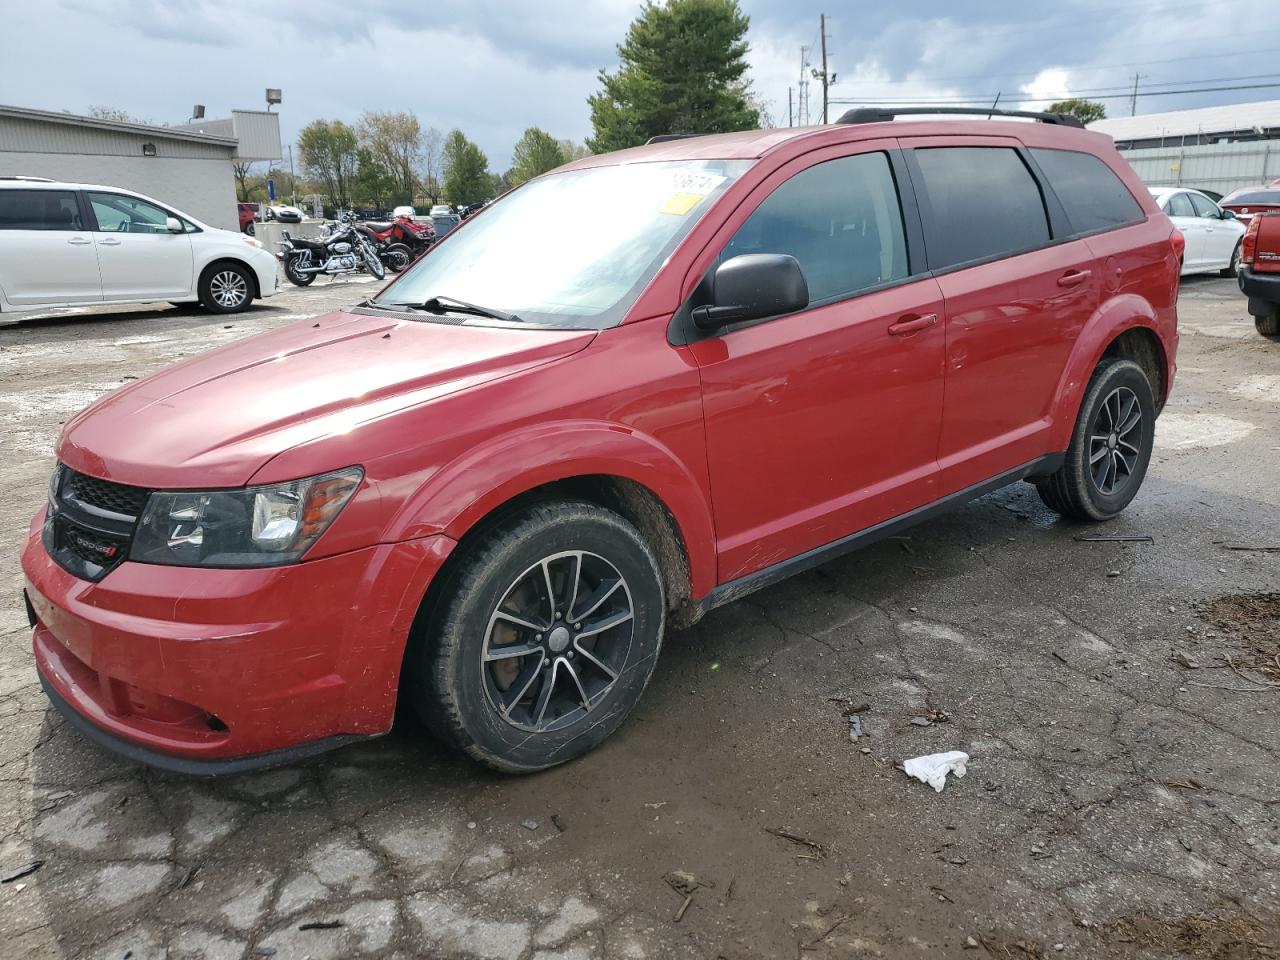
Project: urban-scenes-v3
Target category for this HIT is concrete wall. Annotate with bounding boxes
[0,151,239,230]
[1120,141,1280,195]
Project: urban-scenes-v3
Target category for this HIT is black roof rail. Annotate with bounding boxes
[646,133,705,144]
[835,106,1085,128]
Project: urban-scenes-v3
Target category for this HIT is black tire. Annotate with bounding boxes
[1220,241,1240,277]
[409,501,665,773]
[197,262,254,313]
[1257,312,1280,341]
[1036,358,1156,521]
[284,254,315,287]
[243,221,255,237]
[383,243,412,273]
[362,242,386,280]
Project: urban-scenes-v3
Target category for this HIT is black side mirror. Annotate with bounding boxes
[692,253,809,331]
[1221,208,1236,220]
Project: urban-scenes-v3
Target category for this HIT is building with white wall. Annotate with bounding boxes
[0,105,282,230]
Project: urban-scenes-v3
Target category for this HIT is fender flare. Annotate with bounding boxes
[1046,293,1166,451]
[384,420,718,599]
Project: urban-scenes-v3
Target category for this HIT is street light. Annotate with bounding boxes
[266,88,282,112]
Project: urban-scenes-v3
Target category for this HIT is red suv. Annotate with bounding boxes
[22,108,1180,774]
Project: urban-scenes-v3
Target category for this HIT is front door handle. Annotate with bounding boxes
[887,313,938,336]
[67,237,91,246]
[98,237,122,246]
[1057,269,1092,288]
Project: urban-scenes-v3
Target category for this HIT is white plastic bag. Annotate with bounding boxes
[902,750,969,792]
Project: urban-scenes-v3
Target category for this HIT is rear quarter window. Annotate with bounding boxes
[910,146,1050,270]
[0,189,82,231]
[1030,148,1145,235]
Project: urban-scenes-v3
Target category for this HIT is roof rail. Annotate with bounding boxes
[646,133,704,144]
[0,175,56,182]
[835,106,1085,128]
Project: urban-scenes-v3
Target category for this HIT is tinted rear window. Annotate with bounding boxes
[1031,148,1145,234]
[911,147,1050,270]
[1223,191,1280,205]
[0,189,82,231]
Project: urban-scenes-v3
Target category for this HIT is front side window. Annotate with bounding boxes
[0,190,82,231]
[1188,193,1221,219]
[378,159,748,329]
[720,152,910,304]
[1030,148,1145,235]
[1165,193,1195,218]
[911,147,1051,270]
[88,192,184,234]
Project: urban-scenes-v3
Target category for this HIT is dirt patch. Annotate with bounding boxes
[1101,912,1280,959]
[975,934,1045,958]
[1200,592,1280,682]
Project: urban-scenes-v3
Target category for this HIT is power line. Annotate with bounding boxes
[830,80,1280,107]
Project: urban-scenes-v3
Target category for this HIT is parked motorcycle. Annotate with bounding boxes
[278,213,386,286]
[358,215,436,272]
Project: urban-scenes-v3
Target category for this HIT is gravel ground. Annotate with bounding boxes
[0,273,1277,960]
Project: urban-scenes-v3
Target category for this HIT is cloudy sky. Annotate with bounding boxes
[4,0,1277,171]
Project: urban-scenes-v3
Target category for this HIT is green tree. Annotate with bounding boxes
[509,127,568,186]
[353,149,399,209]
[357,111,422,203]
[587,0,760,153]
[298,119,359,209]
[1047,98,1106,124]
[442,130,492,205]
[558,138,592,161]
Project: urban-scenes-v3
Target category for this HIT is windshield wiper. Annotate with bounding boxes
[403,295,522,323]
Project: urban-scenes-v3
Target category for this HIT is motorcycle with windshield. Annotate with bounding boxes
[277,212,386,286]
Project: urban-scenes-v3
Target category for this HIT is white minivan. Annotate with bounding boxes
[0,177,280,316]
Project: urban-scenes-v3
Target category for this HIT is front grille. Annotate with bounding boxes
[45,466,151,582]
[65,471,150,517]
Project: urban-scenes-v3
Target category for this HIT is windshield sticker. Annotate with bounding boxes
[669,172,726,194]
[660,192,707,216]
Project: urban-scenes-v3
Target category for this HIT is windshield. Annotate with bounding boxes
[377,159,749,328]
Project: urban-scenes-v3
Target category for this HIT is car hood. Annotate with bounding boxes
[58,311,596,489]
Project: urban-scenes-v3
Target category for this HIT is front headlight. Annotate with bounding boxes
[242,237,264,249]
[129,467,363,568]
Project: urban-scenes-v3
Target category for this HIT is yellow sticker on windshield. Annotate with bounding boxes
[660,192,705,216]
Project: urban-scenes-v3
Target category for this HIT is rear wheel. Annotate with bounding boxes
[1035,358,1156,521]
[198,263,253,313]
[243,221,255,237]
[1220,241,1241,277]
[383,243,412,273]
[1257,311,1280,341]
[409,501,665,773]
[284,254,315,287]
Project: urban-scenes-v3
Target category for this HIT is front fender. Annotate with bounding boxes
[1046,293,1167,451]
[383,420,718,599]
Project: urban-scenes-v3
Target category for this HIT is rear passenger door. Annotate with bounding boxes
[0,189,102,305]
[900,137,1101,494]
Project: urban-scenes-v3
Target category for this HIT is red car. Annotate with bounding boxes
[1239,211,1280,340]
[23,108,1181,774]
[237,202,260,236]
[1219,185,1280,225]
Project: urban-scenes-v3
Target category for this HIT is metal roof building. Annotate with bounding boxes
[0,105,281,230]
[1088,100,1280,149]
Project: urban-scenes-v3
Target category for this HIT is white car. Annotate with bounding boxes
[1149,187,1246,277]
[0,177,279,315]
[265,203,304,223]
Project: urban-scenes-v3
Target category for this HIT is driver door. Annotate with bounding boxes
[87,192,194,300]
[689,144,946,583]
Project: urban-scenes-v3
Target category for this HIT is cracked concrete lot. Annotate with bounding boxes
[1,274,1278,960]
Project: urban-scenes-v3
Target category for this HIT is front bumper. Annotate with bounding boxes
[249,249,281,299]
[1239,265,1280,316]
[22,515,454,772]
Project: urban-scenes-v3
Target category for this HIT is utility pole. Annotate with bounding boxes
[819,14,829,124]
[1129,73,1148,117]
[788,87,794,127]
[799,46,810,125]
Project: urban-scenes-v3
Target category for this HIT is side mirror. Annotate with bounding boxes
[692,253,809,331]
[165,217,183,233]
[1221,208,1237,220]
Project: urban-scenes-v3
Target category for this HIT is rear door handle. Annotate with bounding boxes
[67,237,91,245]
[1057,269,1092,288]
[887,313,938,336]
[98,238,122,246]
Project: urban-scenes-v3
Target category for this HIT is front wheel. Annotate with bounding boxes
[382,243,412,273]
[1035,358,1156,521]
[409,501,665,773]
[198,263,254,313]
[362,242,386,280]
[1220,241,1241,277]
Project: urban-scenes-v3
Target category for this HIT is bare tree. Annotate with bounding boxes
[232,161,255,202]
[357,112,423,203]
[419,128,444,203]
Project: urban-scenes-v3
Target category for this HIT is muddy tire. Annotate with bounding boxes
[1035,358,1156,521]
[409,501,665,773]
[1257,311,1280,341]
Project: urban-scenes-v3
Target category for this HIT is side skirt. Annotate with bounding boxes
[694,454,1064,615]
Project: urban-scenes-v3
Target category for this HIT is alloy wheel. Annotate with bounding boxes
[209,270,248,309]
[1089,386,1143,495]
[481,550,634,733]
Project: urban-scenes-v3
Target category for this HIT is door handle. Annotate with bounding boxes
[1057,269,1092,288]
[98,238,122,246]
[887,313,938,336]
[67,237,91,245]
